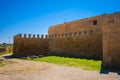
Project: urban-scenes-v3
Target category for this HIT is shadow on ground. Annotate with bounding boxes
[3,55,14,59]
[100,63,120,75]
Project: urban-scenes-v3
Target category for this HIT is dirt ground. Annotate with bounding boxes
[0,55,120,80]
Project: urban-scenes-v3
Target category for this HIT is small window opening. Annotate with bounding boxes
[93,20,97,25]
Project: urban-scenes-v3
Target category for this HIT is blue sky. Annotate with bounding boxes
[0,0,120,44]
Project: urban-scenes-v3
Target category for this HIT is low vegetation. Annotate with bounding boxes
[0,45,13,66]
[0,53,14,67]
[0,60,14,66]
[26,56,102,70]
[0,44,13,56]
[0,52,10,56]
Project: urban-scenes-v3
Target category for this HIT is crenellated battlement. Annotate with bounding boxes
[14,29,101,40]
[14,34,48,39]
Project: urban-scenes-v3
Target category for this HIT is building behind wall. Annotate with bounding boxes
[48,15,102,35]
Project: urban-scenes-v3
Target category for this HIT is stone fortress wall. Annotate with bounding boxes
[102,12,120,68]
[13,34,49,57]
[13,12,120,68]
[13,30,102,59]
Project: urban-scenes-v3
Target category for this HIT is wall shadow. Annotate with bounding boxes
[100,63,120,75]
[2,54,15,59]
[47,52,102,60]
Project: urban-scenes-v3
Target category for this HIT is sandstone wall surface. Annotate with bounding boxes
[102,12,120,68]
[48,16,102,35]
[13,34,49,57]
[49,31,102,59]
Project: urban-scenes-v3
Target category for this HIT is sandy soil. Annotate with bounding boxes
[0,55,120,80]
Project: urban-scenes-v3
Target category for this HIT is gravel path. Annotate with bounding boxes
[0,55,120,80]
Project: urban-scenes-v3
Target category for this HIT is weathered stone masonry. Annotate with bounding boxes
[13,30,102,59]
[102,12,120,68]
[13,12,120,68]
[13,34,49,57]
